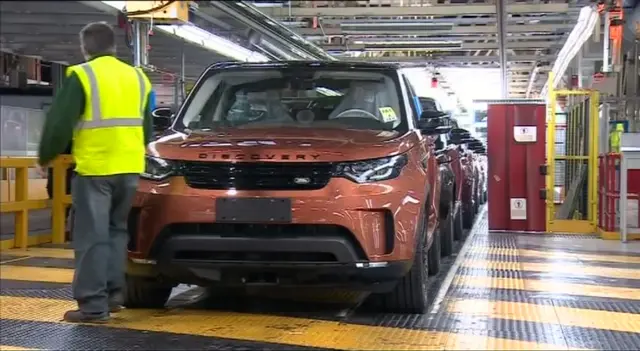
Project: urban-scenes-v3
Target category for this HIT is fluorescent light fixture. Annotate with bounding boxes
[100,1,269,62]
[101,1,125,10]
[156,24,270,62]
[341,22,454,28]
[353,40,462,46]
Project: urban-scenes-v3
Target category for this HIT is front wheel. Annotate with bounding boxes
[123,275,173,309]
[462,200,474,229]
[373,214,429,313]
[440,197,455,257]
[428,226,441,276]
[453,203,465,241]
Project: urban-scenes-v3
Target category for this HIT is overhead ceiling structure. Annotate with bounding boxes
[253,0,598,98]
[0,1,328,86]
[0,1,228,84]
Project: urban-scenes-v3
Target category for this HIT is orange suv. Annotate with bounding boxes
[125,62,451,313]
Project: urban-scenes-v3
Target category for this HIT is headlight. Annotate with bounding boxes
[334,155,408,183]
[141,156,175,181]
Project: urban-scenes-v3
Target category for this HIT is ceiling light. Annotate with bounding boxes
[99,1,269,62]
[156,24,270,62]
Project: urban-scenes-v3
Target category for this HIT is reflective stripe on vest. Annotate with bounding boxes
[76,63,146,130]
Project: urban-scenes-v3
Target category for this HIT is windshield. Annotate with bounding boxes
[176,68,406,133]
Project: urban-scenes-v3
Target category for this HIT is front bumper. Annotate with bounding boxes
[129,175,428,263]
[128,232,412,290]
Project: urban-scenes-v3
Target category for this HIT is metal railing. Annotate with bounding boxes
[0,156,73,249]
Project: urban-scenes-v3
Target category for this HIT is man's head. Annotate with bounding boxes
[79,22,116,60]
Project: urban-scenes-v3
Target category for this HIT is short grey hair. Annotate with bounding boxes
[80,22,116,57]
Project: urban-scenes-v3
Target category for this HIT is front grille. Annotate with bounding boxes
[180,161,333,191]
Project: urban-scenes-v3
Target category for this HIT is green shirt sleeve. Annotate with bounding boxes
[38,73,84,166]
[143,93,153,146]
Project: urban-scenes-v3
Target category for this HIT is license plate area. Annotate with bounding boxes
[215,198,292,223]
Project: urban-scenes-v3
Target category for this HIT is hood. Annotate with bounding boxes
[149,127,417,162]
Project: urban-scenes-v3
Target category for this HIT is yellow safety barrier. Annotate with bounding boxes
[546,72,600,234]
[0,156,73,249]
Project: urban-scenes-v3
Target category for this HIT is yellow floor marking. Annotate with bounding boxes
[3,248,73,260]
[454,276,640,300]
[448,299,640,333]
[469,247,640,265]
[0,296,584,351]
[462,260,640,280]
[0,346,39,351]
[0,265,73,284]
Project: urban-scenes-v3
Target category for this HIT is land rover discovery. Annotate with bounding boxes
[125,62,451,313]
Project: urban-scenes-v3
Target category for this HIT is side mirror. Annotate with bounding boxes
[151,107,175,131]
[450,137,474,145]
[436,153,452,164]
[418,111,453,135]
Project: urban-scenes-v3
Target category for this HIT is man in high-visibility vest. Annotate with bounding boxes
[37,22,153,323]
[610,122,625,153]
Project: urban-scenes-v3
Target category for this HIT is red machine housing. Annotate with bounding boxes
[487,101,547,232]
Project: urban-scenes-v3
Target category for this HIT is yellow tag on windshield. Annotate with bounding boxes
[379,107,397,123]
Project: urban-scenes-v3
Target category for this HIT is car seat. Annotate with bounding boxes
[328,82,389,121]
[265,90,294,122]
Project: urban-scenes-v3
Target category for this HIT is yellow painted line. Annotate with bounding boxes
[0,296,584,351]
[462,260,640,280]
[470,247,640,265]
[454,276,640,301]
[0,346,39,351]
[0,265,73,284]
[448,299,640,334]
[2,247,73,259]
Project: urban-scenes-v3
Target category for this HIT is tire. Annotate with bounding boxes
[453,204,465,241]
[462,201,474,229]
[473,192,480,214]
[124,275,173,309]
[428,225,441,276]
[374,207,429,313]
[440,197,455,257]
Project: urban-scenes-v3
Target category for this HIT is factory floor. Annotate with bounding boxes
[1,208,639,350]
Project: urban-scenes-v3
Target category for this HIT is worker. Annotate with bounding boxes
[610,122,625,153]
[36,21,153,323]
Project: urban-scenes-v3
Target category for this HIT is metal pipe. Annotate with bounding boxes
[577,44,583,88]
[496,0,508,97]
[133,21,141,67]
[181,41,186,102]
[133,21,149,67]
[603,12,610,72]
[525,65,540,98]
[620,152,628,242]
[633,40,639,131]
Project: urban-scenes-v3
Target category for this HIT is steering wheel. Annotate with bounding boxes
[334,108,377,119]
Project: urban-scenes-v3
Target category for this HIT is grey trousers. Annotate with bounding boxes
[71,173,139,314]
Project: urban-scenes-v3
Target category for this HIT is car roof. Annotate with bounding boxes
[205,61,400,72]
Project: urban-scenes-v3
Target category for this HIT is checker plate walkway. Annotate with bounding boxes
[1,209,640,350]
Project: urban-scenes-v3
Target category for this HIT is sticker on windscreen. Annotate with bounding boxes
[379,107,398,123]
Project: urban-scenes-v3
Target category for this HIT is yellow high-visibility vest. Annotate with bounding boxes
[610,123,624,153]
[67,56,151,176]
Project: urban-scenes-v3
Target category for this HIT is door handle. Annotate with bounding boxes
[539,188,547,200]
[539,164,548,175]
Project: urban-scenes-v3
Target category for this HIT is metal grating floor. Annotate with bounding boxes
[1,207,639,350]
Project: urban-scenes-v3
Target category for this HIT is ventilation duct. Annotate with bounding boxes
[540,6,599,96]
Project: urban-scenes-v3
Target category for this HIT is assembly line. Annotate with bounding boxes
[0,0,639,350]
